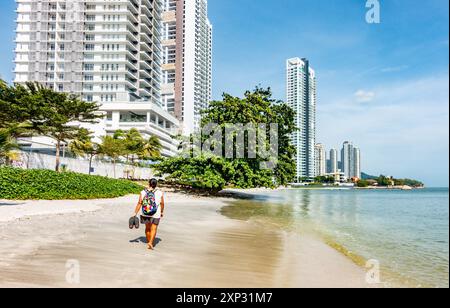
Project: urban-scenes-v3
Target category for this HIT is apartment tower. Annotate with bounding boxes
[161,0,212,135]
[314,143,326,177]
[14,0,179,157]
[341,141,362,180]
[329,148,338,174]
[286,57,317,182]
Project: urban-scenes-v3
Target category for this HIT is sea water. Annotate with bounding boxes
[221,188,449,288]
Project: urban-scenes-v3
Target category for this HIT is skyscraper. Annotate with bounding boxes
[329,148,338,174]
[161,0,212,135]
[353,147,361,179]
[341,141,362,179]
[341,141,353,179]
[14,0,180,156]
[286,58,317,182]
[315,143,326,176]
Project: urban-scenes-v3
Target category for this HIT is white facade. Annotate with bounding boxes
[353,147,361,179]
[161,0,212,136]
[286,58,317,182]
[314,143,326,176]
[14,0,180,157]
[341,141,361,180]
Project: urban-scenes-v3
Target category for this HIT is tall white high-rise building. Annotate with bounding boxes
[314,143,326,176]
[286,58,317,182]
[161,0,212,135]
[353,147,361,179]
[14,0,179,157]
[341,141,362,179]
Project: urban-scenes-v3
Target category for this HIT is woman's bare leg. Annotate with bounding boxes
[145,224,152,249]
[150,224,158,249]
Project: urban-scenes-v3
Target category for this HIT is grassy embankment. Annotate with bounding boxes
[0,167,142,200]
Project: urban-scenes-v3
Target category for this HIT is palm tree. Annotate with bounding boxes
[122,128,145,164]
[69,128,100,175]
[139,135,162,160]
[0,128,19,166]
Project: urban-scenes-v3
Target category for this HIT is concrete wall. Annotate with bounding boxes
[13,151,155,180]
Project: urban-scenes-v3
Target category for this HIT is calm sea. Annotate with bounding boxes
[221,188,449,288]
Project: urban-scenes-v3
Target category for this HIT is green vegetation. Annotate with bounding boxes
[1,81,162,175]
[0,167,142,200]
[70,128,162,177]
[154,88,297,192]
[358,174,424,187]
[0,82,102,171]
[0,127,19,165]
[393,178,424,187]
[313,176,336,184]
[357,179,370,188]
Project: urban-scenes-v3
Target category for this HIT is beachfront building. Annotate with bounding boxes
[314,143,326,177]
[161,0,212,136]
[14,0,179,157]
[286,58,317,182]
[341,141,362,180]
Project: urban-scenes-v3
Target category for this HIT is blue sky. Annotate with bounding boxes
[1,0,449,186]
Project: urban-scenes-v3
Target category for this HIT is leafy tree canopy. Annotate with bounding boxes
[154,87,297,192]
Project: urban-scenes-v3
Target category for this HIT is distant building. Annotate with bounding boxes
[286,57,317,182]
[329,148,338,174]
[340,141,361,180]
[315,143,326,176]
[353,147,361,179]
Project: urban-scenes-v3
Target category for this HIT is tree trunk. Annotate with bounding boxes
[89,155,93,175]
[113,159,116,179]
[55,140,61,172]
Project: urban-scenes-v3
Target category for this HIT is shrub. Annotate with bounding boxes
[357,179,370,188]
[0,167,142,200]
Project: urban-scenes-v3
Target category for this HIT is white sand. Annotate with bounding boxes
[0,191,374,288]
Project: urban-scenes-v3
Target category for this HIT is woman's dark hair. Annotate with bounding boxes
[149,178,158,189]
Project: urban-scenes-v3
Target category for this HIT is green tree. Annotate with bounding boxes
[357,179,370,188]
[377,175,393,187]
[0,128,19,165]
[139,135,162,160]
[154,87,297,191]
[98,135,125,178]
[69,128,101,175]
[22,83,102,172]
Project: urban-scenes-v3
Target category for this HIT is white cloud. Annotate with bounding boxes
[380,65,409,73]
[354,90,376,103]
[317,74,449,186]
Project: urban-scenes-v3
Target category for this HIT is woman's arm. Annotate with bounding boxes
[160,194,165,217]
[134,194,142,216]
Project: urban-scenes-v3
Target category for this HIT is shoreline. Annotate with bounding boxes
[0,191,374,288]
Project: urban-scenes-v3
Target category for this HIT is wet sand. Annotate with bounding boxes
[0,192,372,288]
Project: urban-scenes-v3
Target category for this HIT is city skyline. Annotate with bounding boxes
[0,0,448,186]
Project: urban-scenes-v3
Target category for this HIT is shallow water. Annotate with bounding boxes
[221,188,449,288]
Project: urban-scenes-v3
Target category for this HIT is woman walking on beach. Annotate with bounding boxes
[134,178,165,250]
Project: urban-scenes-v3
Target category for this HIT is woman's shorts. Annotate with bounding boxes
[140,216,161,225]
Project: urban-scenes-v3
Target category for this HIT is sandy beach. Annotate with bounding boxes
[0,190,373,288]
